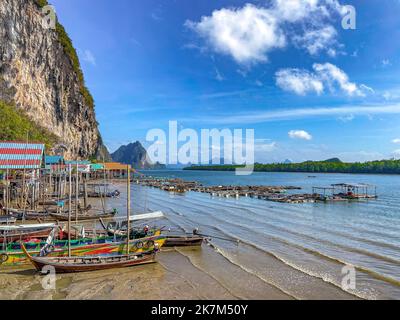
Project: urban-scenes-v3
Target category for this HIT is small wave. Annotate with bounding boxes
[202,241,298,300]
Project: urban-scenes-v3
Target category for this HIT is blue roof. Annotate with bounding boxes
[45,155,63,165]
[65,160,91,165]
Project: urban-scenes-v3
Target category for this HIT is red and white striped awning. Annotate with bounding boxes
[0,142,44,169]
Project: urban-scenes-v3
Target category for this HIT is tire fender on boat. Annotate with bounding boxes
[134,240,144,250]
[144,240,155,249]
[0,253,8,264]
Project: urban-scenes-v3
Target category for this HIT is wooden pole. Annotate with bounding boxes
[103,157,106,212]
[126,165,130,255]
[68,164,72,257]
[75,162,79,223]
[21,132,29,219]
[83,175,88,209]
[5,169,9,216]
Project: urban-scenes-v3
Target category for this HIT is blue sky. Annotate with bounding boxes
[50,0,400,163]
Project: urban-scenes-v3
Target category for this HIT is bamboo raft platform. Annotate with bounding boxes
[133,177,377,204]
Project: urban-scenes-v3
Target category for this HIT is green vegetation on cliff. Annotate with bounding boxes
[35,0,48,7]
[34,0,94,109]
[0,101,58,148]
[185,158,400,174]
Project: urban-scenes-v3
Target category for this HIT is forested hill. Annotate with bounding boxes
[184,159,400,174]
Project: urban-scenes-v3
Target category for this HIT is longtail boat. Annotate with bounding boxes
[63,224,162,240]
[49,209,117,221]
[0,228,53,244]
[0,234,166,266]
[21,244,157,273]
[0,216,16,225]
[87,190,120,198]
[2,208,48,220]
[0,223,56,244]
[99,211,164,237]
[164,235,204,247]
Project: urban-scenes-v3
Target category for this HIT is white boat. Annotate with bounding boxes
[0,223,57,232]
[100,211,165,237]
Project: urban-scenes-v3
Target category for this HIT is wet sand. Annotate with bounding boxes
[0,245,296,300]
[0,178,372,300]
[0,241,360,300]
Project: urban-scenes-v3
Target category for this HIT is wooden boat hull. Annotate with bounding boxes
[3,208,48,220]
[49,211,116,221]
[87,190,120,198]
[22,245,156,273]
[164,235,203,247]
[0,228,53,244]
[0,235,166,266]
[0,216,16,225]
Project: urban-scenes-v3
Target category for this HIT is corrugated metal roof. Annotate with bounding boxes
[65,160,91,165]
[90,163,104,171]
[104,162,131,170]
[0,142,44,169]
[45,155,63,164]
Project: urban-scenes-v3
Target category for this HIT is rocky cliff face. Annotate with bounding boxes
[0,0,110,160]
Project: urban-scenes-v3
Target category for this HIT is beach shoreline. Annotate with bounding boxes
[1,244,361,300]
[2,172,399,300]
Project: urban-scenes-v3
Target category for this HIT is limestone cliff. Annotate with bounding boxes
[0,0,110,160]
[111,141,166,169]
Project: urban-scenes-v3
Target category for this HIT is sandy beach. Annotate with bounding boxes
[1,243,359,300]
[2,172,400,300]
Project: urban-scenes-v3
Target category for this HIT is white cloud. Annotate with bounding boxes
[276,63,371,97]
[276,68,324,95]
[338,114,355,122]
[293,25,338,56]
[383,91,393,100]
[273,0,346,22]
[151,13,162,21]
[185,4,286,64]
[183,103,400,125]
[392,138,400,144]
[338,151,385,162]
[186,0,346,65]
[392,149,400,158]
[257,141,277,152]
[82,49,96,66]
[273,0,321,22]
[359,84,375,94]
[215,67,224,81]
[288,130,312,140]
[313,63,363,96]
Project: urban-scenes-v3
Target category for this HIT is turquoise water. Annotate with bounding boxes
[112,171,400,299]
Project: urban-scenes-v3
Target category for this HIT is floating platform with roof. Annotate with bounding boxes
[313,183,377,201]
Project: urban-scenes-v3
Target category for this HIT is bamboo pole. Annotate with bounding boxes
[126,165,130,255]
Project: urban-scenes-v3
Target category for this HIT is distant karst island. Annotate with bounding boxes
[111,141,166,170]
